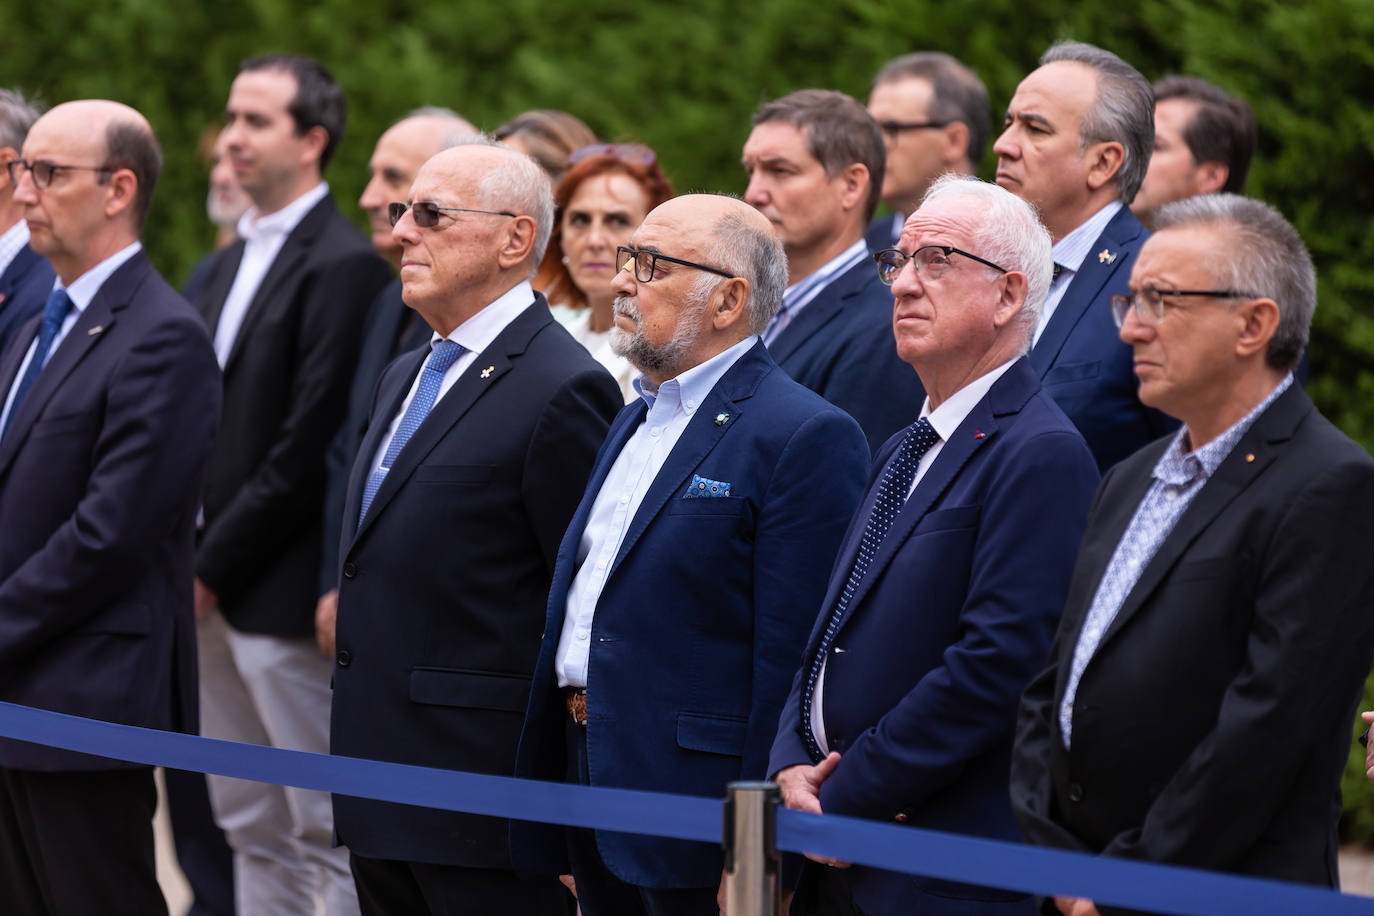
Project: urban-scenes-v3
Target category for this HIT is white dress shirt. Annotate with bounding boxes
[368,281,535,476]
[810,357,1018,754]
[212,182,329,367]
[1032,201,1123,347]
[0,241,143,433]
[0,219,31,278]
[554,334,758,688]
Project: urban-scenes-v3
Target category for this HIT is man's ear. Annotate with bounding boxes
[993,270,1028,329]
[496,215,538,270]
[102,168,139,220]
[1085,141,1125,192]
[1234,296,1280,360]
[712,276,751,332]
[836,162,869,213]
[1195,160,1230,195]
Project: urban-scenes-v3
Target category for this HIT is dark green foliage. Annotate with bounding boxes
[4,0,1374,837]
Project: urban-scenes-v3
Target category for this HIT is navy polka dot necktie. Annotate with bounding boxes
[800,417,940,762]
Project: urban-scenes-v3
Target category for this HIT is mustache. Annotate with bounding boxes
[613,296,641,322]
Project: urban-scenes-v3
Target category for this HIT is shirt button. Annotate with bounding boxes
[576,629,589,641]
[685,400,695,409]
[650,427,660,437]
[619,495,629,505]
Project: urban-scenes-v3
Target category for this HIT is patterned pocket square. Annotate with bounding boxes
[683,474,732,498]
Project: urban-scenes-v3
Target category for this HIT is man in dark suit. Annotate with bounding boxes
[0,90,54,355]
[770,176,1100,916]
[0,100,220,916]
[994,42,1174,471]
[192,55,391,916]
[1011,195,1374,916]
[511,194,871,914]
[315,106,475,658]
[864,53,988,252]
[330,139,621,914]
[743,89,926,453]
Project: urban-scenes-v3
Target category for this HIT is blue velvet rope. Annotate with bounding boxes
[0,702,1369,916]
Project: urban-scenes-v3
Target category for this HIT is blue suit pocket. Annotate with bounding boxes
[661,496,747,517]
[912,504,980,534]
[1043,360,1101,385]
[411,465,493,484]
[409,667,531,712]
[676,712,747,756]
[28,409,97,439]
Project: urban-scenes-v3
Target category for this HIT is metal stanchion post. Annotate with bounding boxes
[723,781,781,916]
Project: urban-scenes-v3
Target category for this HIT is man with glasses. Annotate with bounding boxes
[0,99,220,915]
[769,176,1098,916]
[329,138,620,914]
[865,53,989,251]
[190,54,392,916]
[744,89,927,454]
[1012,195,1374,914]
[0,90,54,356]
[511,193,869,915]
[994,42,1174,472]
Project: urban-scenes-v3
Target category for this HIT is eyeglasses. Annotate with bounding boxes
[616,246,735,283]
[387,201,517,229]
[1110,287,1259,328]
[873,245,1007,286]
[7,159,113,189]
[569,143,657,167]
[876,120,952,143]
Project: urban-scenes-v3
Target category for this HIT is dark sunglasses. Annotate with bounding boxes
[388,201,517,229]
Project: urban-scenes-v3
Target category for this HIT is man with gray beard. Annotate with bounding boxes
[513,194,870,915]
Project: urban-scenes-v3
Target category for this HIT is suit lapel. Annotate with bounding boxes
[196,240,244,332]
[767,259,874,364]
[1030,208,1145,375]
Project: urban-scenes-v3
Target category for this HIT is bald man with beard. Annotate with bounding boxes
[0,99,220,916]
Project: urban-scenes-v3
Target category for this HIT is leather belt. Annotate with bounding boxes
[564,687,587,726]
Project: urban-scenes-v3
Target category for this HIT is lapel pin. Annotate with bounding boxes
[1245,453,1255,463]
[480,365,494,379]
[974,430,985,440]
[87,326,104,336]
[1098,249,1117,264]
[714,412,729,426]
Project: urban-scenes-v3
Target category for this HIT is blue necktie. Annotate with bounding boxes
[801,417,940,762]
[357,340,464,528]
[2,288,74,441]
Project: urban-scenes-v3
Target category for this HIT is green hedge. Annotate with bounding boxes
[6,0,1374,838]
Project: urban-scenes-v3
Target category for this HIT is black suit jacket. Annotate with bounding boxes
[0,252,220,770]
[767,256,925,454]
[330,294,621,868]
[194,195,391,635]
[1012,384,1374,905]
[0,243,55,357]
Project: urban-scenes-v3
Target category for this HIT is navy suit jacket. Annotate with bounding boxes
[0,243,55,357]
[0,252,220,770]
[1030,207,1174,472]
[769,357,1099,916]
[767,256,926,454]
[511,340,870,888]
[864,212,903,253]
[1012,385,1374,909]
[330,294,622,868]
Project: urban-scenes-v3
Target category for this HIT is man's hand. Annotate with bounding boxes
[558,873,576,899]
[1054,896,1100,916]
[193,577,217,619]
[315,590,339,657]
[775,753,848,866]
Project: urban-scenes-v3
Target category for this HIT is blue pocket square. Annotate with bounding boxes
[683,474,732,498]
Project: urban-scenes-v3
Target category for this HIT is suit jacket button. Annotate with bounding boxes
[1068,783,1084,803]
[342,562,357,579]
[336,650,352,667]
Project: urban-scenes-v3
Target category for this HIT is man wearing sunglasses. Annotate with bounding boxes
[190,54,392,916]
[330,139,621,914]
[769,176,1098,916]
[1013,195,1374,916]
[865,52,989,252]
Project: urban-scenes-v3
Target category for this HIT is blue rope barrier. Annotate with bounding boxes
[0,702,1368,916]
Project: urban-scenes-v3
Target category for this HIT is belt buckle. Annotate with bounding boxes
[565,688,587,726]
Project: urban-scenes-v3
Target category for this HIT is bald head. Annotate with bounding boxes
[429,139,555,271]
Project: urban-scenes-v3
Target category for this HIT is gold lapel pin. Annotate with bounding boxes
[1097,249,1117,264]
[1245,453,1255,463]
[480,365,495,379]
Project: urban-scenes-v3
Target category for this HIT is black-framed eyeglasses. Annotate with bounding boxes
[388,201,517,229]
[616,246,735,283]
[876,119,952,142]
[1110,287,1259,328]
[569,143,657,167]
[6,159,113,189]
[874,245,1007,286]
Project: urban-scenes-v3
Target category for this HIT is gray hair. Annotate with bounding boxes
[697,209,787,335]
[402,106,479,150]
[1040,41,1154,204]
[874,52,991,164]
[1150,193,1313,371]
[921,174,1053,352]
[0,88,42,152]
[455,134,555,275]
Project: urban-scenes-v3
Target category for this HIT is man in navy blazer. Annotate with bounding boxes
[512,194,870,915]
[743,89,926,453]
[0,100,220,916]
[330,140,621,914]
[769,177,1099,916]
[994,42,1174,471]
[0,90,54,356]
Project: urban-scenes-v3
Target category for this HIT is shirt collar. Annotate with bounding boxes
[1154,372,1295,485]
[1052,201,1123,273]
[636,335,758,413]
[0,220,31,277]
[784,239,869,301]
[237,182,329,243]
[433,280,535,357]
[919,357,1019,442]
[57,241,143,312]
